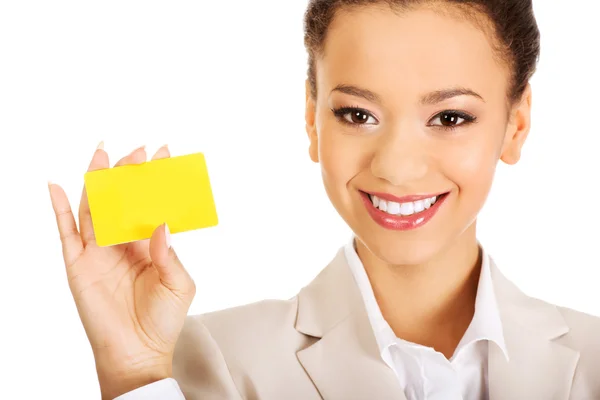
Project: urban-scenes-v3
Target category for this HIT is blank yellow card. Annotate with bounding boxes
[84,152,218,247]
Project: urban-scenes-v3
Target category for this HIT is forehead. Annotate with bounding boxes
[318,5,509,104]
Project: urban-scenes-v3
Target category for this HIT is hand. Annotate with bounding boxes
[49,143,196,399]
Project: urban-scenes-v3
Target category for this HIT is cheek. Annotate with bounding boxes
[318,126,370,188]
[442,130,502,203]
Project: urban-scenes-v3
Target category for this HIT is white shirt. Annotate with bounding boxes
[114,378,184,399]
[344,238,509,400]
[116,239,509,400]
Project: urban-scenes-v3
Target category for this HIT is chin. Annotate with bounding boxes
[355,227,447,267]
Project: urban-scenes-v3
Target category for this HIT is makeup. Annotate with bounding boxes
[360,190,449,231]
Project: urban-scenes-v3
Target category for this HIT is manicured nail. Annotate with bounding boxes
[165,223,171,249]
[97,141,104,150]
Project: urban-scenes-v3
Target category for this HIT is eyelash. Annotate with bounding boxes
[331,106,477,132]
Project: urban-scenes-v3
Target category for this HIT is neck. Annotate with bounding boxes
[355,225,482,358]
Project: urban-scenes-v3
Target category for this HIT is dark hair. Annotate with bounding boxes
[303,0,540,105]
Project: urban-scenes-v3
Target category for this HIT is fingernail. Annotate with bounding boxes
[48,180,54,187]
[97,141,104,150]
[132,145,146,154]
[159,144,169,151]
[165,223,171,249]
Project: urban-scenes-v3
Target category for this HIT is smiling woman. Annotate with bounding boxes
[47,1,600,400]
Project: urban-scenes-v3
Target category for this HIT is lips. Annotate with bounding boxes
[360,190,449,231]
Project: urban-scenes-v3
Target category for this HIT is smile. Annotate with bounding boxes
[370,194,438,216]
[360,191,449,231]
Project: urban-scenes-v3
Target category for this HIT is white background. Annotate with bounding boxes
[0,0,599,398]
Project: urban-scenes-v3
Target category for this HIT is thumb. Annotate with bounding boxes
[149,223,195,297]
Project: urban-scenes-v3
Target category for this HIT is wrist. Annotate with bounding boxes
[97,360,172,400]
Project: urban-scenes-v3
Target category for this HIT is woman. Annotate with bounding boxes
[48,0,600,399]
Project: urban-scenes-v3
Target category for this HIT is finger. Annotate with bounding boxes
[114,145,147,167]
[151,144,170,161]
[149,223,195,299]
[127,145,169,255]
[49,182,84,267]
[79,142,110,246]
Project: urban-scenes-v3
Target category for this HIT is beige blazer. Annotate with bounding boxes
[172,248,600,399]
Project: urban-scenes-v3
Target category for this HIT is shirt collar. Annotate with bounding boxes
[343,236,509,361]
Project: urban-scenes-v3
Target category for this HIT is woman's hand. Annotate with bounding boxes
[49,143,196,399]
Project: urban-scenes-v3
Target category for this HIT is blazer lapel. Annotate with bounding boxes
[488,259,580,400]
[295,249,406,400]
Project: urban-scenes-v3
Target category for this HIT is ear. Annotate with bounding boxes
[500,83,532,165]
[305,79,319,163]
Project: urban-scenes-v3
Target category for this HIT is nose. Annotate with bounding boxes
[370,126,430,187]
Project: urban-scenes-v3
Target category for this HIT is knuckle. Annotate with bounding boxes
[56,207,74,218]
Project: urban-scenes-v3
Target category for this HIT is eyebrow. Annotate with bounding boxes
[420,87,485,105]
[331,84,485,105]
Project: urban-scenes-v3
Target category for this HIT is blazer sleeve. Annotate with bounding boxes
[172,315,245,400]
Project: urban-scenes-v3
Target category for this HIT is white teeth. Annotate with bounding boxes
[387,201,400,215]
[372,196,380,208]
[370,194,440,216]
[399,202,414,216]
[414,200,425,213]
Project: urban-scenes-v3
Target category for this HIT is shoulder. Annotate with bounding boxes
[555,305,600,352]
[177,295,304,352]
[552,305,600,396]
[192,296,301,343]
[492,259,600,354]
[174,296,317,397]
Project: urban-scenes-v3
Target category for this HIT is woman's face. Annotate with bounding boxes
[305,4,531,266]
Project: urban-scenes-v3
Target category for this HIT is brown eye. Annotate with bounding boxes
[332,107,378,126]
[440,112,463,126]
[430,110,476,130]
[347,110,370,124]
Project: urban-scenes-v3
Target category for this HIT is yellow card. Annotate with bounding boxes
[84,152,218,247]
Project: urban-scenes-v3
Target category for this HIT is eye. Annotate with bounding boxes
[332,107,378,127]
[429,110,476,131]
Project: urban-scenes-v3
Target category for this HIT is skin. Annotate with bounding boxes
[305,4,531,358]
[48,3,532,397]
[49,144,196,399]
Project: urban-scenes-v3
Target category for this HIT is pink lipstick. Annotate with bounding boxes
[360,190,449,231]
